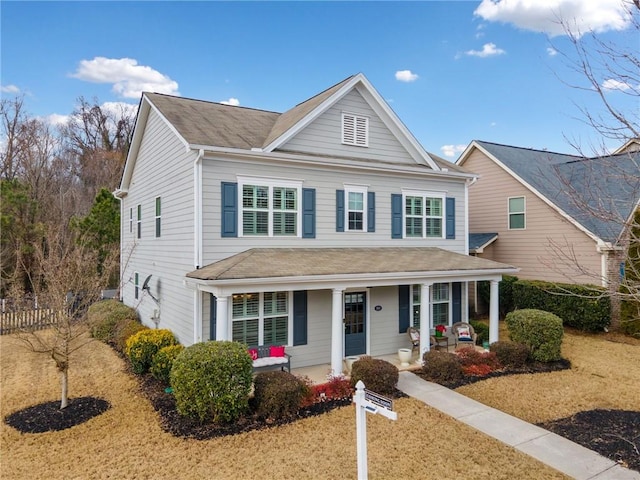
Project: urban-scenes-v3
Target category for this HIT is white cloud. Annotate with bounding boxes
[465,43,506,58]
[395,70,419,82]
[601,79,632,91]
[46,113,70,126]
[71,57,179,99]
[547,47,558,56]
[1,84,20,94]
[474,0,633,38]
[220,97,240,106]
[441,144,467,157]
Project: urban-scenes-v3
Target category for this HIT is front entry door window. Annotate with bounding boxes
[344,291,366,356]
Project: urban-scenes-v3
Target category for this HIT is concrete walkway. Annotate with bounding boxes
[397,371,640,480]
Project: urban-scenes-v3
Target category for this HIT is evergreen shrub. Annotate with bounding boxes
[150,344,184,384]
[88,299,138,343]
[113,319,148,353]
[125,329,177,374]
[170,341,253,423]
[470,320,489,344]
[489,341,530,368]
[253,371,308,420]
[478,275,519,317]
[350,357,398,395]
[505,309,563,362]
[421,350,463,383]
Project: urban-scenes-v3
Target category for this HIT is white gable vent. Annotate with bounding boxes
[342,112,369,147]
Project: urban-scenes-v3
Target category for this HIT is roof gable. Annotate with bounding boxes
[458,140,640,243]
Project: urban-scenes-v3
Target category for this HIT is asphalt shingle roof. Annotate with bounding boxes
[469,233,498,252]
[476,141,640,243]
[187,247,515,281]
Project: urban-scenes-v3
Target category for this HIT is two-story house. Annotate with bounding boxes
[115,74,516,374]
[457,140,639,320]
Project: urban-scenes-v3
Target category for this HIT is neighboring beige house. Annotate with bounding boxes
[115,75,516,375]
[457,141,639,309]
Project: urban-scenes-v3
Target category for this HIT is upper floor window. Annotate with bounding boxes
[345,185,368,231]
[342,112,369,147]
[508,196,525,229]
[155,197,161,238]
[136,204,142,239]
[232,292,289,346]
[239,177,302,237]
[404,193,444,238]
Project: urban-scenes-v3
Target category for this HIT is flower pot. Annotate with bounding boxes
[398,348,412,367]
[344,356,359,374]
[435,331,443,338]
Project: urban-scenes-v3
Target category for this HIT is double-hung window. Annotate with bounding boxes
[239,177,301,237]
[410,283,450,330]
[404,191,445,238]
[155,197,161,238]
[134,272,139,300]
[508,196,525,229]
[232,292,289,346]
[136,204,142,239]
[129,208,133,234]
[345,185,368,231]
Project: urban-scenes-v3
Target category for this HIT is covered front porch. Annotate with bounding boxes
[186,247,517,376]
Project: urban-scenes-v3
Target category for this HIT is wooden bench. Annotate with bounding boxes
[248,345,291,373]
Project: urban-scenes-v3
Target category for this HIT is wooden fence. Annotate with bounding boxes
[0,308,60,335]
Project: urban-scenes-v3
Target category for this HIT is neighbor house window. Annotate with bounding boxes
[238,177,301,237]
[508,196,525,229]
[410,283,450,330]
[342,112,369,147]
[136,204,142,239]
[134,272,139,300]
[129,207,133,234]
[155,197,161,238]
[345,185,368,231]
[232,292,290,346]
[404,192,444,238]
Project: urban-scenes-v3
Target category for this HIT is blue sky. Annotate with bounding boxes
[1,1,637,159]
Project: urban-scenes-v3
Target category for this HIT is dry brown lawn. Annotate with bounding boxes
[1,328,638,480]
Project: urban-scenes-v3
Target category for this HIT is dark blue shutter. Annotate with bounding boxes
[398,285,410,334]
[391,194,403,239]
[452,282,462,323]
[210,294,217,340]
[221,182,238,237]
[446,197,455,239]
[302,188,316,238]
[367,191,375,232]
[336,190,345,232]
[293,290,308,346]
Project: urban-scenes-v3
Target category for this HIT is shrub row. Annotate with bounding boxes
[88,299,141,351]
[512,280,610,332]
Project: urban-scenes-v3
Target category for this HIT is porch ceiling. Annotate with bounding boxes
[186,247,516,281]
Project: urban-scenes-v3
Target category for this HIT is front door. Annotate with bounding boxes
[344,291,366,356]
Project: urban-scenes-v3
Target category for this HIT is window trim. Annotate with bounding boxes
[508,196,526,230]
[237,176,303,238]
[155,196,161,238]
[231,291,293,346]
[344,184,368,232]
[402,190,446,239]
[341,112,369,147]
[129,207,133,234]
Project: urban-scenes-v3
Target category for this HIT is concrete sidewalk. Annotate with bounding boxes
[397,372,640,480]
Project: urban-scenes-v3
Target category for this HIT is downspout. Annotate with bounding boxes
[193,149,204,344]
[113,189,125,301]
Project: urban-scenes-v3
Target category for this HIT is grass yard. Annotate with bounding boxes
[1,328,638,479]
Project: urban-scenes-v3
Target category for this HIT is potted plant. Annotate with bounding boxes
[435,324,447,338]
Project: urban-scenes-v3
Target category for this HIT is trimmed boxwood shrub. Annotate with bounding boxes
[113,319,148,353]
[350,357,398,395]
[421,350,463,383]
[253,371,308,420]
[505,309,563,362]
[170,341,253,423]
[512,279,610,332]
[88,299,138,344]
[125,329,177,374]
[490,340,530,368]
[150,344,184,384]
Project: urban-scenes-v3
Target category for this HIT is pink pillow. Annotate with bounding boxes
[248,348,258,360]
[270,345,285,357]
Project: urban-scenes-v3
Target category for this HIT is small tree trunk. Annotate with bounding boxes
[60,369,68,409]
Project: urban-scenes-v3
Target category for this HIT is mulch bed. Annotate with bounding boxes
[4,397,110,433]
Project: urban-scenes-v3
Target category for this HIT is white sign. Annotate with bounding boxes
[353,381,397,480]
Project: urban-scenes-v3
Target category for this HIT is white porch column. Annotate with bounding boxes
[418,282,432,364]
[215,295,230,341]
[489,280,499,344]
[331,288,344,375]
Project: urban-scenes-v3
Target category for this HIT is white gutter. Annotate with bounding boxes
[193,149,204,269]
